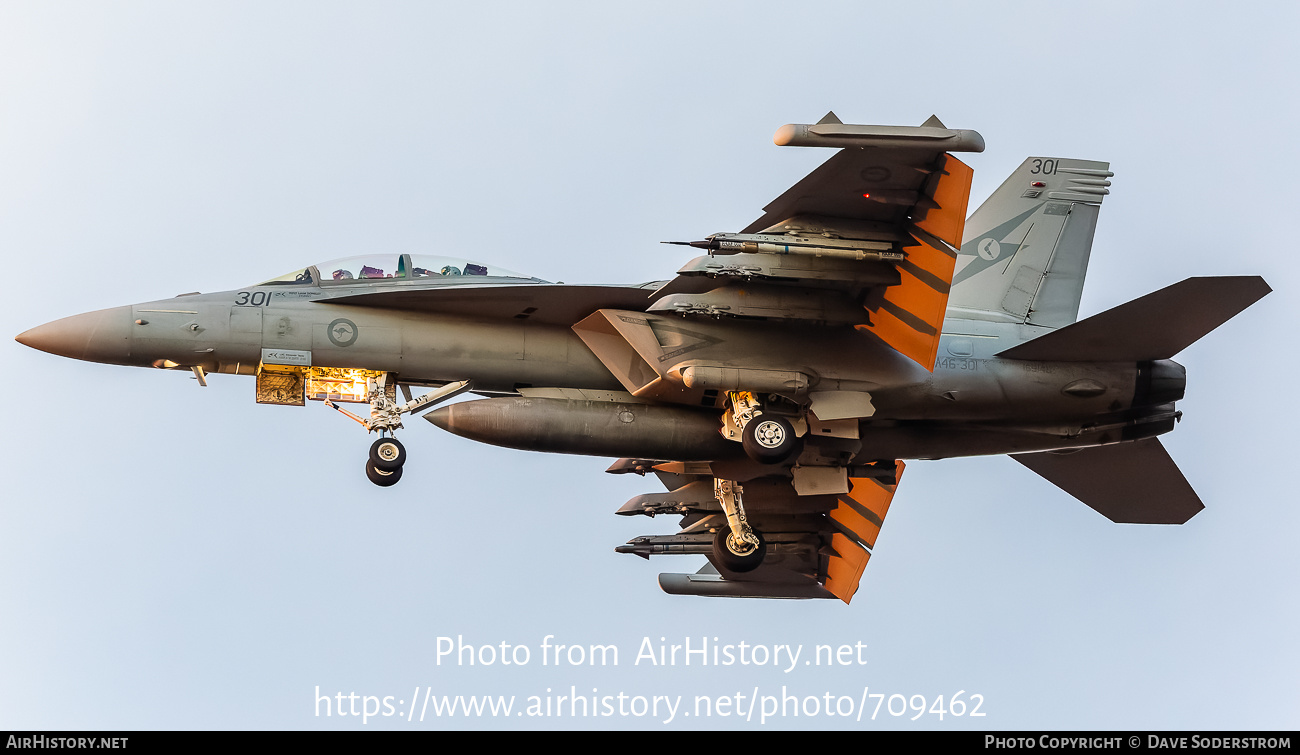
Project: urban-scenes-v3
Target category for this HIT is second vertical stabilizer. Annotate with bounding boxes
[948,158,1112,328]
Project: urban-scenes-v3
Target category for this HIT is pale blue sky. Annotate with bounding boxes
[1,1,1296,730]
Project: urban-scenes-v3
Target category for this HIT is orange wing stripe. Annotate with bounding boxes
[822,463,906,604]
[913,154,974,248]
[861,305,939,371]
[860,155,972,372]
[887,266,950,326]
[831,499,881,549]
[824,533,871,604]
[848,463,905,518]
[900,236,957,284]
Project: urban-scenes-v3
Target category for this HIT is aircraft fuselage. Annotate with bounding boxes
[17,283,1182,467]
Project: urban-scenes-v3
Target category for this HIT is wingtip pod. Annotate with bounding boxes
[774,121,985,153]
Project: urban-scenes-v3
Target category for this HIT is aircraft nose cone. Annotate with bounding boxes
[15,305,133,364]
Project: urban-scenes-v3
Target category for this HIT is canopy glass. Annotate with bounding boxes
[257,254,532,286]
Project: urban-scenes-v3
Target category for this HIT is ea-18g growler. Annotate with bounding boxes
[16,113,1269,603]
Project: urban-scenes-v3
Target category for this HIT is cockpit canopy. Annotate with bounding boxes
[258,254,534,286]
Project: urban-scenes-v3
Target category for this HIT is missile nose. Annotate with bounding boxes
[15,305,133,364]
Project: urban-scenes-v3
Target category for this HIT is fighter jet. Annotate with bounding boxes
[15,114,1270,603]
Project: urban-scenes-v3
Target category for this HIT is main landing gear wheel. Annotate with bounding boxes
[366,460,403,487]
[742,415,802,464]
[369,437,406,471]
[712,527,767,574]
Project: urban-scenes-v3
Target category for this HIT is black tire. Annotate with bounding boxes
[366,460,403,487]
[369,437,406,471]
[741,415,802,464]
[712,527,767,573]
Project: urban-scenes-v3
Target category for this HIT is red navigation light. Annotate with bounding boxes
[1031,181,1046,187]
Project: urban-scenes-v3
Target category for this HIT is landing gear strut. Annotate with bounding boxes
[711,478,766,573]
[326,376,472,487]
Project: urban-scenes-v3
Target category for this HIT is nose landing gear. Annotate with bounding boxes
[326,376,472,487]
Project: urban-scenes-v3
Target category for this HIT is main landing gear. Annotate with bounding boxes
[726,391,804,465]
[326,375,472,487]
[711,478,765,573]
[707,391,803,571]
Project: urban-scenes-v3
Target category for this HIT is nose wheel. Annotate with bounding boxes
[365,458,404,487]
[366,436,407,486]
[369,437,406,471]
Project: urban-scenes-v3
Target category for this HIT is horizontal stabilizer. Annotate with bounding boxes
[1011,438,1203,524]
[997,276,1270,362]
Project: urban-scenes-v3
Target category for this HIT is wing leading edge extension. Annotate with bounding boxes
[312,283,663,325]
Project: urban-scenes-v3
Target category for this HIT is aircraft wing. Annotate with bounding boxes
[613,460,905,602]
[652,114,980,370]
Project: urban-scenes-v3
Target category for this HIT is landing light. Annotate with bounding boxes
[254,363,391,406]
[307,367,386,403]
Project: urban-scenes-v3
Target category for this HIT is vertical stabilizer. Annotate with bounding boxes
[949,158,1112,328]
